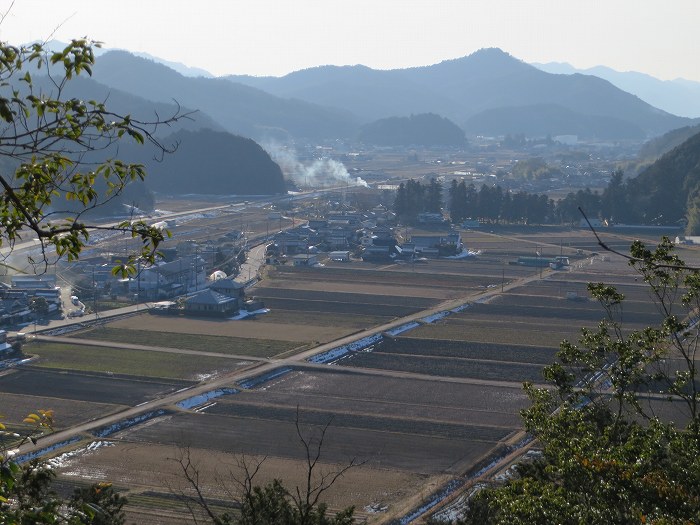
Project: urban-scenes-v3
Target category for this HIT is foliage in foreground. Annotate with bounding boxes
[0,38,183,275]
[459,238,700,524]
[0,410,126,524]
[0,35,183,523]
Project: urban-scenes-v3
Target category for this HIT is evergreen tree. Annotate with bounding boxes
[449,180,468,223]
[426,178,443,213]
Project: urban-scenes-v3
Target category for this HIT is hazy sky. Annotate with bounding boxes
[1,0,698,81]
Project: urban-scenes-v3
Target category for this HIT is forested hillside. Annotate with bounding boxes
[127,129,287,195]
[358,113,466,146]
[590,131,700,229]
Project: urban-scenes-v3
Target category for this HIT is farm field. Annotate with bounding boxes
[107,313,345,344]
[59,367,525,519]
[0,391,123,434]
[0,367,192,406]
[58,442,439,524]
[254,309,393,330]
[340,344,543,383]
[265,265,502,299]
[241,369,526,428]
[10,223,696,523]
[407,318,583,347]
[24,342,250,380]
[70,327,300,358]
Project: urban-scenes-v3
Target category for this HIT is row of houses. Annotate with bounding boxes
[0,275,63,327]
[270,208,396,256]
[361,231,463,261]
[270,217,463,263]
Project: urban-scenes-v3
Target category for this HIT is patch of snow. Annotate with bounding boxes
[15,436,82,464]
[420,311,451,323]
[364,503,388,513]
[47,440,115,469]
[228,308,270,320]
[177,388,238,409]
[308,333,383,364]
[239,367,292,389]
[92,409,168,438]
[450,303,471,313]
[386,322,420,336]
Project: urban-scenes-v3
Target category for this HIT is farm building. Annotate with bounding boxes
[329,251,351,262]
[11,275,57,289]
[407,232,462,257]
[292,254,319,267]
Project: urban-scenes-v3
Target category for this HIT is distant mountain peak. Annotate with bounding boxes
[129,51,214,78]
[470,47,513,58]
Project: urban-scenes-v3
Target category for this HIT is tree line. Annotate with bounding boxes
[393,174,644,227]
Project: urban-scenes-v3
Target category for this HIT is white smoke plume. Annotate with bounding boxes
[263,142,368,189]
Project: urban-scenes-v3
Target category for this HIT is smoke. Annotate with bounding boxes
[263,142,368,189]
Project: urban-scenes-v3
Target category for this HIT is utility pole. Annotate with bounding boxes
[92,265,97,317]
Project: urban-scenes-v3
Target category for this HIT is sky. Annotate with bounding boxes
[0,0,698,81]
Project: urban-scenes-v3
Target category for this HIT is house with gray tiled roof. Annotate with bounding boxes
[184,289,239,317]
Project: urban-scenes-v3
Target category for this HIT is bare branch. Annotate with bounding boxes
[579,207,699,270]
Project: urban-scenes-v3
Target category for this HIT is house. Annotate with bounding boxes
[417,212,447,225]
[129,254,206,299]
[209,278,245,300]
[11,275,57,289]
[272,230,310,255]
[362,245,395,262]
[676,236,700,245]
[408,232,462,257]
[184,289,239,317]
[9,275,62,313]
[0,293,31,327]
[329,251,350,262]
[292,254,319,267]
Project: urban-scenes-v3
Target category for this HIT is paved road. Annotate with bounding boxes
[235,242,268,284]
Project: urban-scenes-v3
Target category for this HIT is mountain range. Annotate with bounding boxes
[534,62,700,119]
[223,48,695,140]
[23,42,698,145]
[90,51,358,142]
